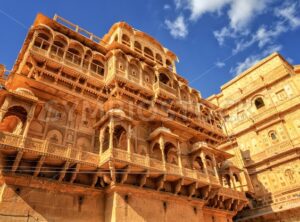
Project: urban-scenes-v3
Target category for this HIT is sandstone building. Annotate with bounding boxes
[0,13,297,222]
[209,54,300,221]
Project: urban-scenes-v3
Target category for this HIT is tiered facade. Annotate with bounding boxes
[209,54,300,221]
[0,14,248,222]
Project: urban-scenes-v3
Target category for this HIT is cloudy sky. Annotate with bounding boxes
[0,0,299,97]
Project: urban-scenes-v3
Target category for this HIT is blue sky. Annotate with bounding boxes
[0,0,299,98]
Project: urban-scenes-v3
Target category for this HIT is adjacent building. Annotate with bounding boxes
[209,54,300,221]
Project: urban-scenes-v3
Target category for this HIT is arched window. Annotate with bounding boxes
[90,59,104,76]
[144,47,154,60]
[193,156,204,171]
[34,31,51,50]
[166,59,173,71]
[159,73,170,85]
[151,143,162,160]
[0,106,27,134]
[113,125,127,150]
[128,63,139,79]
[254,97,265,109]
[269,130,278,141]
[155,54,163,65]
[134,41,142,53]
[50,35,67,58]
[164,142,178,164]
[121,34,130,47]
[223,174,231,188]
[66,42,83,66]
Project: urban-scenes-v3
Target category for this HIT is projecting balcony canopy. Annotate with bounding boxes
[0,88,39,103]
[148,126,181,141]
[190,141,233,162]
[220,160,242,173]
[93,108,134,128]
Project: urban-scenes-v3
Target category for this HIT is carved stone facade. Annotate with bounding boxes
[209,54,300,221]
[0,14,248,221]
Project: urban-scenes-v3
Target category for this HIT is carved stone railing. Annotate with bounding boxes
[149,158,164,171]
[154,81,177,97]
[0,132,99,165]
[218,187,247,200]
[100,148,212,182]
[165,163,181,176]
[246,140,294,165]
[31,37,105,80]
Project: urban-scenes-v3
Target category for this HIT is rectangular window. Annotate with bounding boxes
[276,89,287,101]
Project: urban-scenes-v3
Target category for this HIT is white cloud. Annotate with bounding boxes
[228,0,269,30]
[215,61,226,68]
[180,0,269,30]
[185,0,231,21]
[164,4,171,10]
[231,44,282,75]
[276,2,300,29]
[165,15,188,39]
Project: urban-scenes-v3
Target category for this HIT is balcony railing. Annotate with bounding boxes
[32,37,105,78]
[0,132,99,165]
[219,187,247,200]
[100,148,211,182]
[53,14,106,46]
[247,139,294,164]
[153,81,177,96]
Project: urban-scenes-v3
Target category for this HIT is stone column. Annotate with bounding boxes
[22,115,33,138]
[212,154,220,181]
[229,170,236,190]
[109,118,114,150]
[159,136,165,165]
[127,124,132,154]
[200,151,208,176]
[177,140,183,174]
[99,129,104,155]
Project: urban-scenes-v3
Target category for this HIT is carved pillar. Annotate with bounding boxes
[177,140,183,174]
[159,136,165,165]
[229,170,236,190]
[200,151,208,176]
[99,129,104,155]
[127,124,132,154]
[109,118,114,150]
[212,154,220,181]
[22,115,33,137]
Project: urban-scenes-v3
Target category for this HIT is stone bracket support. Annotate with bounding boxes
[33,156,45,177]
[120,165,131,184]
[12,151,23,173]
[59,161,70,182]
[188,182,198,198]
[139,170,149,188]
[70,163,80,183]
[156,174,166,191]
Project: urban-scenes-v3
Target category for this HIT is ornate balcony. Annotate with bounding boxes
[153,81,177,98]
[31,37,105,80]
[0,132,99,166]
[245,139,296,166]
